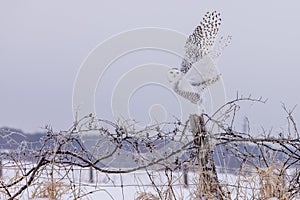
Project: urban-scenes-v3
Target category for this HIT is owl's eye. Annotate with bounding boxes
[176,71,179,74]
[170,71,174,74]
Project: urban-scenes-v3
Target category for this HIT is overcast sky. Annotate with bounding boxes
[1,0,300,133]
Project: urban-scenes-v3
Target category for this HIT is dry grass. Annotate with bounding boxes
[192,169,227,200]
[257,165,288,200]
[135,192,160,200]
[31,181,71,200]
[231,163,290,200]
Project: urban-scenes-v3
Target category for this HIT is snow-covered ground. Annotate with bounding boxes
[0,161,293,199]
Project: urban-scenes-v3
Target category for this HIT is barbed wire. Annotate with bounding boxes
[0,96,299,199]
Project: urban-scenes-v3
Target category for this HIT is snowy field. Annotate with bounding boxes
[0,160,290,200]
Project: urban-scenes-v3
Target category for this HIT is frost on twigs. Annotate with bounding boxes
[0,96,299,199]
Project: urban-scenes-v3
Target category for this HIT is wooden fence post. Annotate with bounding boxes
[189,114,225,199]
[183,163,188,188]
[89,166,94,183]
[0,158,2,179]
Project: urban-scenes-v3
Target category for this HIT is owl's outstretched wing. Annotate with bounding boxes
[210,35,232,62]
[180,11,222,74]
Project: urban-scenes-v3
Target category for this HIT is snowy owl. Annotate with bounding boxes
[168,11,231,107]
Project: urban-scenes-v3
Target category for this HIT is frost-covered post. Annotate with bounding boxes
[189,114,224,199]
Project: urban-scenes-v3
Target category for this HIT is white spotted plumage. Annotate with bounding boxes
[168,11,231,108]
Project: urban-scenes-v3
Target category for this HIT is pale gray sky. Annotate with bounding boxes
[1,0,300,133]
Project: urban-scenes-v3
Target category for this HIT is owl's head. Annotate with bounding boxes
[167,68,182,83]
